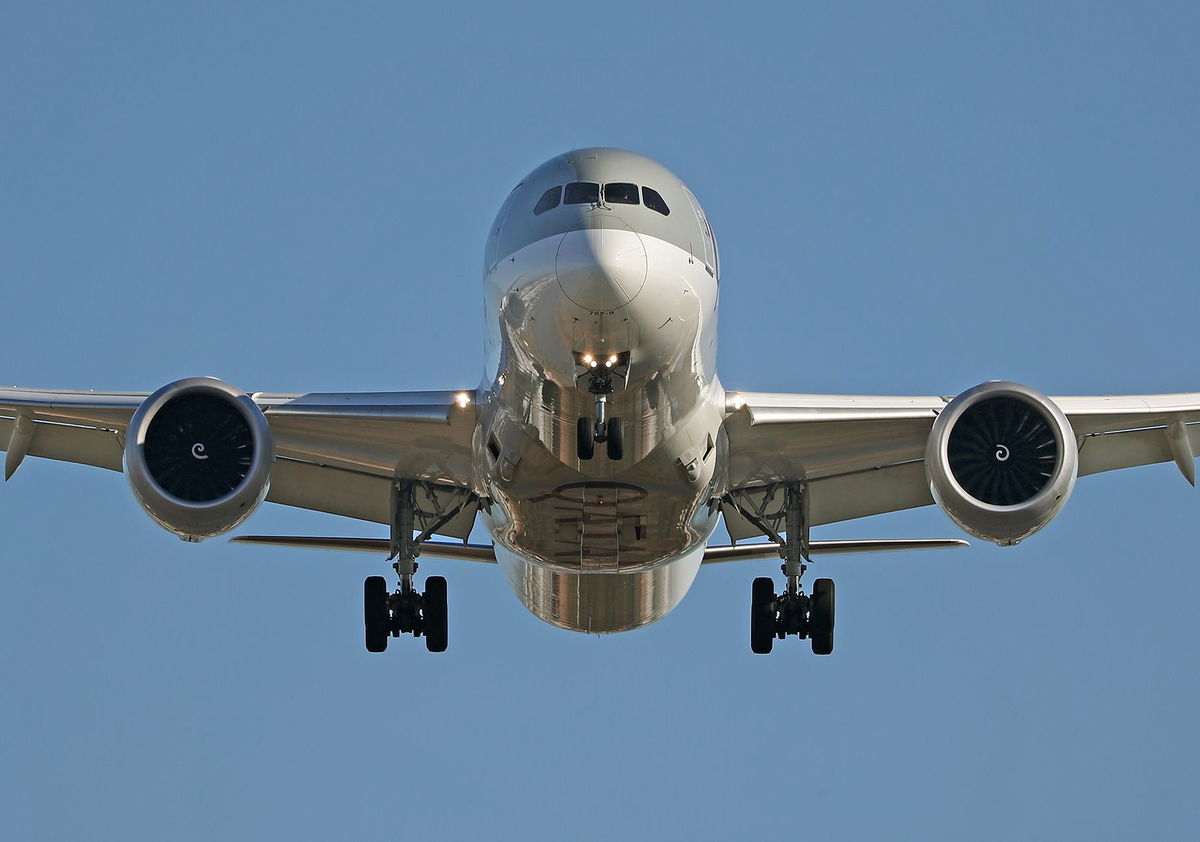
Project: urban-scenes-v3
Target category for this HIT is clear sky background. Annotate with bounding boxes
[3,3,1199,840]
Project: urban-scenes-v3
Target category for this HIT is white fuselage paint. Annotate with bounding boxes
[476,212,728,633]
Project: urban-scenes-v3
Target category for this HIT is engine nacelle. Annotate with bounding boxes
[925,381,1077,546]
[124,377,274,541]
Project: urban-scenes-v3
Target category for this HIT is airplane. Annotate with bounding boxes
[3,147,1198,655]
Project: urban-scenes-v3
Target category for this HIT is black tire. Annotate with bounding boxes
[751,577,776,655]
[606,417,624,460]
[576,417,595,460]
[811,632,834,656]
[810,577,835,655]
[423,576,448,653]
[364,576,389,653]
[810,578,835,634]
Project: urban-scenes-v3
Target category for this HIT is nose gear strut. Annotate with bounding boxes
[574,353,627,461]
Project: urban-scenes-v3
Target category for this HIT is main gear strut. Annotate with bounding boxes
[727,482,836,655]
[363,479,449,653]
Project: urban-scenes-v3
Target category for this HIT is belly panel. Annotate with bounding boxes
[495,542,705,633]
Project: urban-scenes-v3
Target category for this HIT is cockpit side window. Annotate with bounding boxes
[643,187,670,216]
[533,186,561,215]
[604,183,639,205]
[564,182,600,205]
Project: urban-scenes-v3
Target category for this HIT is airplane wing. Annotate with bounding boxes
[0,386,479,539]
[722,389,1200,541]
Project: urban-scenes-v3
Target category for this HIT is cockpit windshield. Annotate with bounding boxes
[603,183,639,205]
[564,182,600,205]
[534,182,670,216]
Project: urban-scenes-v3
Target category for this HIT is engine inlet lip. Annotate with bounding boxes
[125,377,274,510]
[932,381,1074,513]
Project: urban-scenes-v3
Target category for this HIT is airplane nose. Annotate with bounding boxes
[555,222,647,310]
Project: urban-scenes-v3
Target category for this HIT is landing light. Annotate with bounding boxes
[455,392,471,408]
[608,354,618,365]
[583,354,593,364]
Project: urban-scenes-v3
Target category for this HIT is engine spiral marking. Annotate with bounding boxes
[192,443,208,460]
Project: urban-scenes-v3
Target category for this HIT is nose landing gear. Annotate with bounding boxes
[576,412,623,461]
[575,358,626,461]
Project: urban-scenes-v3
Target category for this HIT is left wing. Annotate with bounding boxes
[0,386,479,537]
[722,389,1200,540]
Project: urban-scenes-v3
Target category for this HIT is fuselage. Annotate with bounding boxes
[476,148,728,632]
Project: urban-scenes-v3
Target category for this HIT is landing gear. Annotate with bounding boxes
[575,357,624,461]
[362,572,449,653]
[748,576,836,655]
[728,482,837,655]
[363,479,460,654]
[577,414,623,461]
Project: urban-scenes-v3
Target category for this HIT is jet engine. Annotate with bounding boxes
[124,377,274,541]
[925,381,1077,545]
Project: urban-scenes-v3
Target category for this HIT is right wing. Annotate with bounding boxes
[722,389,1200,541]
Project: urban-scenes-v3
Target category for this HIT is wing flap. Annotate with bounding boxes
[263,459,477,538]
[1,417,124,475]
[1078,422,1200,479]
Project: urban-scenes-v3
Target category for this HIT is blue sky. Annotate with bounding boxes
[3,3,1199,839]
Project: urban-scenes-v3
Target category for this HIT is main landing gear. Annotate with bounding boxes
[730,482,837,655]
[751,575,835,656]
[364,479,452,654]
[364,571,448,654]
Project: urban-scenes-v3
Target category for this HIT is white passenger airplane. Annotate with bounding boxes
[3,148,1198,655]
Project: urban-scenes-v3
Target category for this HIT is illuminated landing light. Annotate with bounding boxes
[455,392,471,408]
[583,354,593,365]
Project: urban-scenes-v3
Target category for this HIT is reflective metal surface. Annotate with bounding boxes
[477,148,726,631]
